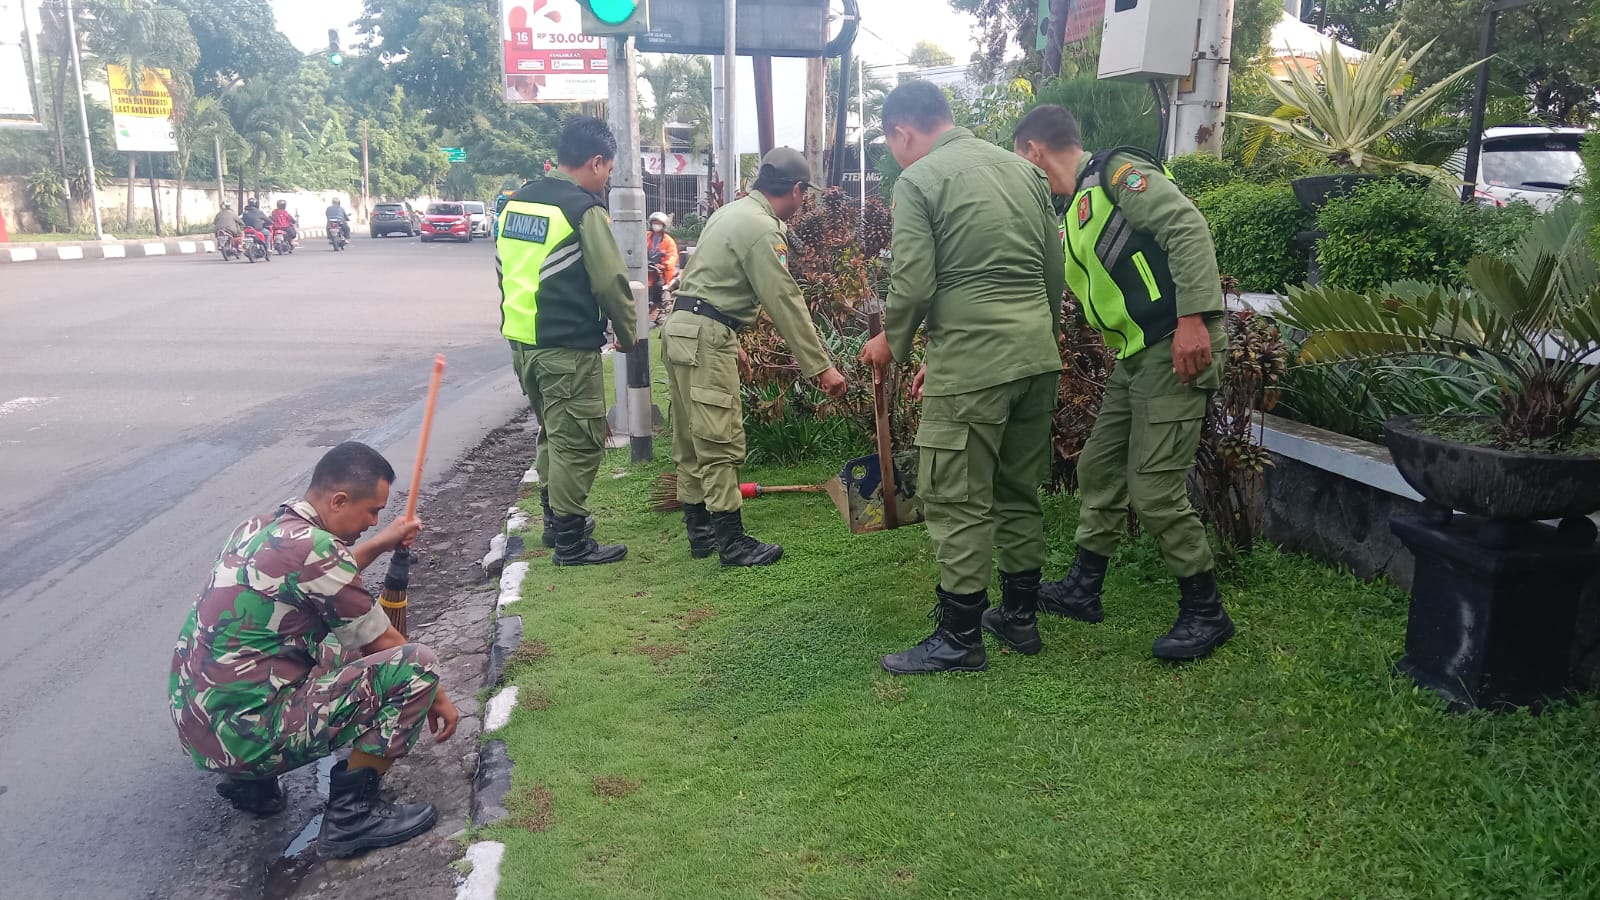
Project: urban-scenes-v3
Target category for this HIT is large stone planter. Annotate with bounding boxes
[1383,415,1600,522]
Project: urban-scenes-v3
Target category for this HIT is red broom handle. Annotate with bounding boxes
[404,354,446,521]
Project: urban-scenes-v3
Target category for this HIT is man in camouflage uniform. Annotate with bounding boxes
[663,147,848,566]
[169,441,461,858]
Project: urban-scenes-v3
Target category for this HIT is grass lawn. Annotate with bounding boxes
[487,346,1600,898]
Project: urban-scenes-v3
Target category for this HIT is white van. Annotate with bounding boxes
[1450,126,1588,210]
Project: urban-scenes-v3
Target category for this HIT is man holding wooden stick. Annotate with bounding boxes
[169,442,460,858]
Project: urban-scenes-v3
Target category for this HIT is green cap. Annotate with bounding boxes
[757,147,812,187]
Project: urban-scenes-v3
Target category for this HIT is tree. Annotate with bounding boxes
[1296,0,1406,52]
[225,78,291,204]
[172,0,298,90]
[1399,0,1600,123]
[356,0,501,129]
[1232,0,1288,61]
[908,40,955,68]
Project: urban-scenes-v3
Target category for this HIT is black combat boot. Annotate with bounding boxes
[552,513,627,566]
[881,588,989,675]
[1039,547,1108,622]
[216,774,284,817]
[683,502,717,559]
[541,488,594,549]
[1152,570,1235,661]
[711,510,783,567]
[317,760,438,859]
[982,569,1043,655]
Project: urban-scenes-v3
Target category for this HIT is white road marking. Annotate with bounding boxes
[56,246,84,260]
[496,561,528,609]
[7,248,38,262]
[0,397,58,419]
[177,241,196,253]
[454,841,506,900]
[102,245,126,258]
[483,687,518,732]
[142,243,166,255]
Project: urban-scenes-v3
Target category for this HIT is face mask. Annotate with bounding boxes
[651,224,664,232]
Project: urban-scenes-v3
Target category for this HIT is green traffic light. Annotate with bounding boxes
[588,0,638,25]
[329,52,343,66]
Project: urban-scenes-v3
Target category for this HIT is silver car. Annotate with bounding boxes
[1449,126,1588,211]
[464,201,491,237]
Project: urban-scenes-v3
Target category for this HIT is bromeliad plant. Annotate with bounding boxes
[1232,26,1485,176]
[1277,201,1600,451]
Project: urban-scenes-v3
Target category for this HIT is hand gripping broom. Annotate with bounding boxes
[380,354,446,636]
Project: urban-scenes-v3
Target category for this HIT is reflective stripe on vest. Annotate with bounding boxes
[497,199,578,345]
[1062,151,1181,360]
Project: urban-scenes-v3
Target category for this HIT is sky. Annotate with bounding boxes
[269,0,982,69]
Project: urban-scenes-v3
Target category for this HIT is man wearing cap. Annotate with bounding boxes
[663,148,849,567]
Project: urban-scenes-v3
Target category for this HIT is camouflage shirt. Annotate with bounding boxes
[169,499,392,771]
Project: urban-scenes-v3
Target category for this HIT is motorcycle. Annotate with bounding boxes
[242,226,271,263]
[215,229,242,261]
[328,220,349,251]
[272,225,295,255]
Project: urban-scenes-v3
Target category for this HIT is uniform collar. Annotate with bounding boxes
[281,498,327,531]
[748,190,779,221]
[929,125,973,152]
[546,169,578,187]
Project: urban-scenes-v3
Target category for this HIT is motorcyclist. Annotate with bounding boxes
[240,200,271,248]
[325,198,351,242]
[646,211,679,321]
[270,199,298,246]
[212,202,243,237]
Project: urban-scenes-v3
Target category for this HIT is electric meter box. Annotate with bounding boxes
[1096,0,1202,81]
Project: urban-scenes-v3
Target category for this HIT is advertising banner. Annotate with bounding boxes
[107,64,176,152]
[0,0,41,123]
[501,0,608,104]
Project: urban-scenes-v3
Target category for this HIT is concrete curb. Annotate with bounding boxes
[0,237,218,262]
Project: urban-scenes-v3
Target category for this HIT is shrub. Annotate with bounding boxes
[669,213,705,244]
[1313,178,1479,291]
[1196,182,1312,293]
[1582,132,1600,259]
[1168,153,1234,199]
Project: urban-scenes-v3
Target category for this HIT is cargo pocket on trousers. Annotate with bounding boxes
[915,420,970,504]
[689,385,741,442]
[1138,391,1207,474]
[663,318,702,367]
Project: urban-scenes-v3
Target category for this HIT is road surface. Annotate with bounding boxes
[0,233,523,899]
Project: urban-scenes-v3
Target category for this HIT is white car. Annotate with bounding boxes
[464,200,491,237]
[1449,126,1588,211]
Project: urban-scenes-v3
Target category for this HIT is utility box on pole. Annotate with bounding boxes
[1097,0,1201,79]
[1095,0,1232,157]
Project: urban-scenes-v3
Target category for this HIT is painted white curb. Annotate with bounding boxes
[496,561,529,609]
[483,687,518,732]
[142,242,166,256]
[454,841,506,900]
[56,245,83,260]
[102,245,126,258]
[521,465,540,484]
[177,240,196,253]
[505,504,531,533]
[7,248,38,262]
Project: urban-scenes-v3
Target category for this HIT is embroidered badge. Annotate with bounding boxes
[774,242,788,268]
[1076,193,1092,226]
[1111,162,1135,186]
[1121,169,1148,193]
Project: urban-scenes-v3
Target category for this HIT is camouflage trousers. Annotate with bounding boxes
[189,643,441,777]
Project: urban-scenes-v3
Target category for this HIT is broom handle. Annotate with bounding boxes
[866,309,900,530]
[404,354,447,521]
[755,484,827,494]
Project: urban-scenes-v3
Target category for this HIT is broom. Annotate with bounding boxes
[380,354,447,636]
[648,471,826,513]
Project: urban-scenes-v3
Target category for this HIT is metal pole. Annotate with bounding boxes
[754,56,775,156]
[64,0,103,240]
[361,121,371,221]
[722,0,738,203]
[830,40,853,187]
[1167,0,1233,157]
[1461,6,1497,203]
[214,134,225,213]
[607,35,653,463]
[858,56,865,213]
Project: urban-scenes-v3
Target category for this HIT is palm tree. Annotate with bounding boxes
[225,79,290,206]
[639,57,677,212]
[639,55,715,211]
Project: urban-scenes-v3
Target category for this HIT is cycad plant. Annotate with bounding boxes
[1231,26,1485,176]
[1277,202,1600,449]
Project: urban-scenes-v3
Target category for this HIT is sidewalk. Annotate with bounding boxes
[0,225,332,263]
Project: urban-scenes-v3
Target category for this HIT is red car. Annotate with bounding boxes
[420,202,473,243]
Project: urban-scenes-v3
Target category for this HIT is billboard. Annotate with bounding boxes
[501,0,609,104]
[107,64,177,152]
[636,0,828,57]
[0,0,42,125]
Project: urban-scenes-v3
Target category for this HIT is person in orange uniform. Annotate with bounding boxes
[647,211,679,320]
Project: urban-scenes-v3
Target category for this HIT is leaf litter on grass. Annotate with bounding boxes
[592,775,642,800]
[511,782,555,833]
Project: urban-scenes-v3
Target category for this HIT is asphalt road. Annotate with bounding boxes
[0,233,524,899]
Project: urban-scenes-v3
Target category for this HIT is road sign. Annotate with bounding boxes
[635,0,828,57]
[441,147,467,161]
[641,152,706,176]
[502,0,609,103]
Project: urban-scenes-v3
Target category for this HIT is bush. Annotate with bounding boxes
[1314,179,1478,291]
[1168,153,1234,199]
[669,213,705,244]
[1582,132,1600,258]
[1196,182,1312,293]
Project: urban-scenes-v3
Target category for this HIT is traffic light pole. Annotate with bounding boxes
[606,35,654,464]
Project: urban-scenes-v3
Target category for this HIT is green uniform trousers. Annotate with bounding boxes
[511,343,608,517]
[916,373,1057,595]
[1074,327,1226,578]
[661,311,746,513]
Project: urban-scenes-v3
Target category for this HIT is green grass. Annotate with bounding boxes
[490,353,1600,899]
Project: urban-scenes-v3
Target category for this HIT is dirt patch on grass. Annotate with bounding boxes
[519,689,551,711]
[513,783,556,832]
[509,639,549,667]
[592,775,642,799]
[872,678,909,703]
[637,642,687,664]
[676,606,715,629]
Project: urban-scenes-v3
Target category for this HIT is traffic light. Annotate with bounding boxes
[328,29,343,67]
[579,0,649,36]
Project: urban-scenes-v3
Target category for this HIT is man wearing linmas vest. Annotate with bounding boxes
[497,116,639,566]
[1014,104,1236,662]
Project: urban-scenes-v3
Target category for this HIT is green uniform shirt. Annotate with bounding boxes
[674,192,832,378]
[554,171,639,348]
[1076,152,1223,320]
[884,126,1066,397]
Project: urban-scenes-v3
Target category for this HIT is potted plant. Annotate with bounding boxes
[1276,202,1600,709]
[1232,27,1485,214]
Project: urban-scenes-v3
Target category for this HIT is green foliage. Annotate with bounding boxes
[1314,179,1479,290]
[948,78,1036,147]
[1197,182,1313,293]
[1277,357,1501,444]
[1585,133,1600,259]
[1297,1,1406,51]
[355,0,501,130]
[1167,153,1235,198]
[26,168,69,232]
[668,213,705,244]
[1231,0,1288,59]
[1027,45,1159,153]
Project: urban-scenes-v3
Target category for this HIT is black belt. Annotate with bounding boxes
[673,296,746,332]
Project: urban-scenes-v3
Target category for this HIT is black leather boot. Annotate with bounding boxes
[216,775,284,817]
[317,760,438,859]
[1152,570,1235,661]
[683,502,717,559]
[711,510,783,567]
[881,588,989,675]
[552,513,627,566]
[1039,547,1108,622]
[982,569,1043,655]
[541,488,594,549]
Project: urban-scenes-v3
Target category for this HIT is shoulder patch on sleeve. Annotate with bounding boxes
[1114,163,1148,193]
[773,242,788,269]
